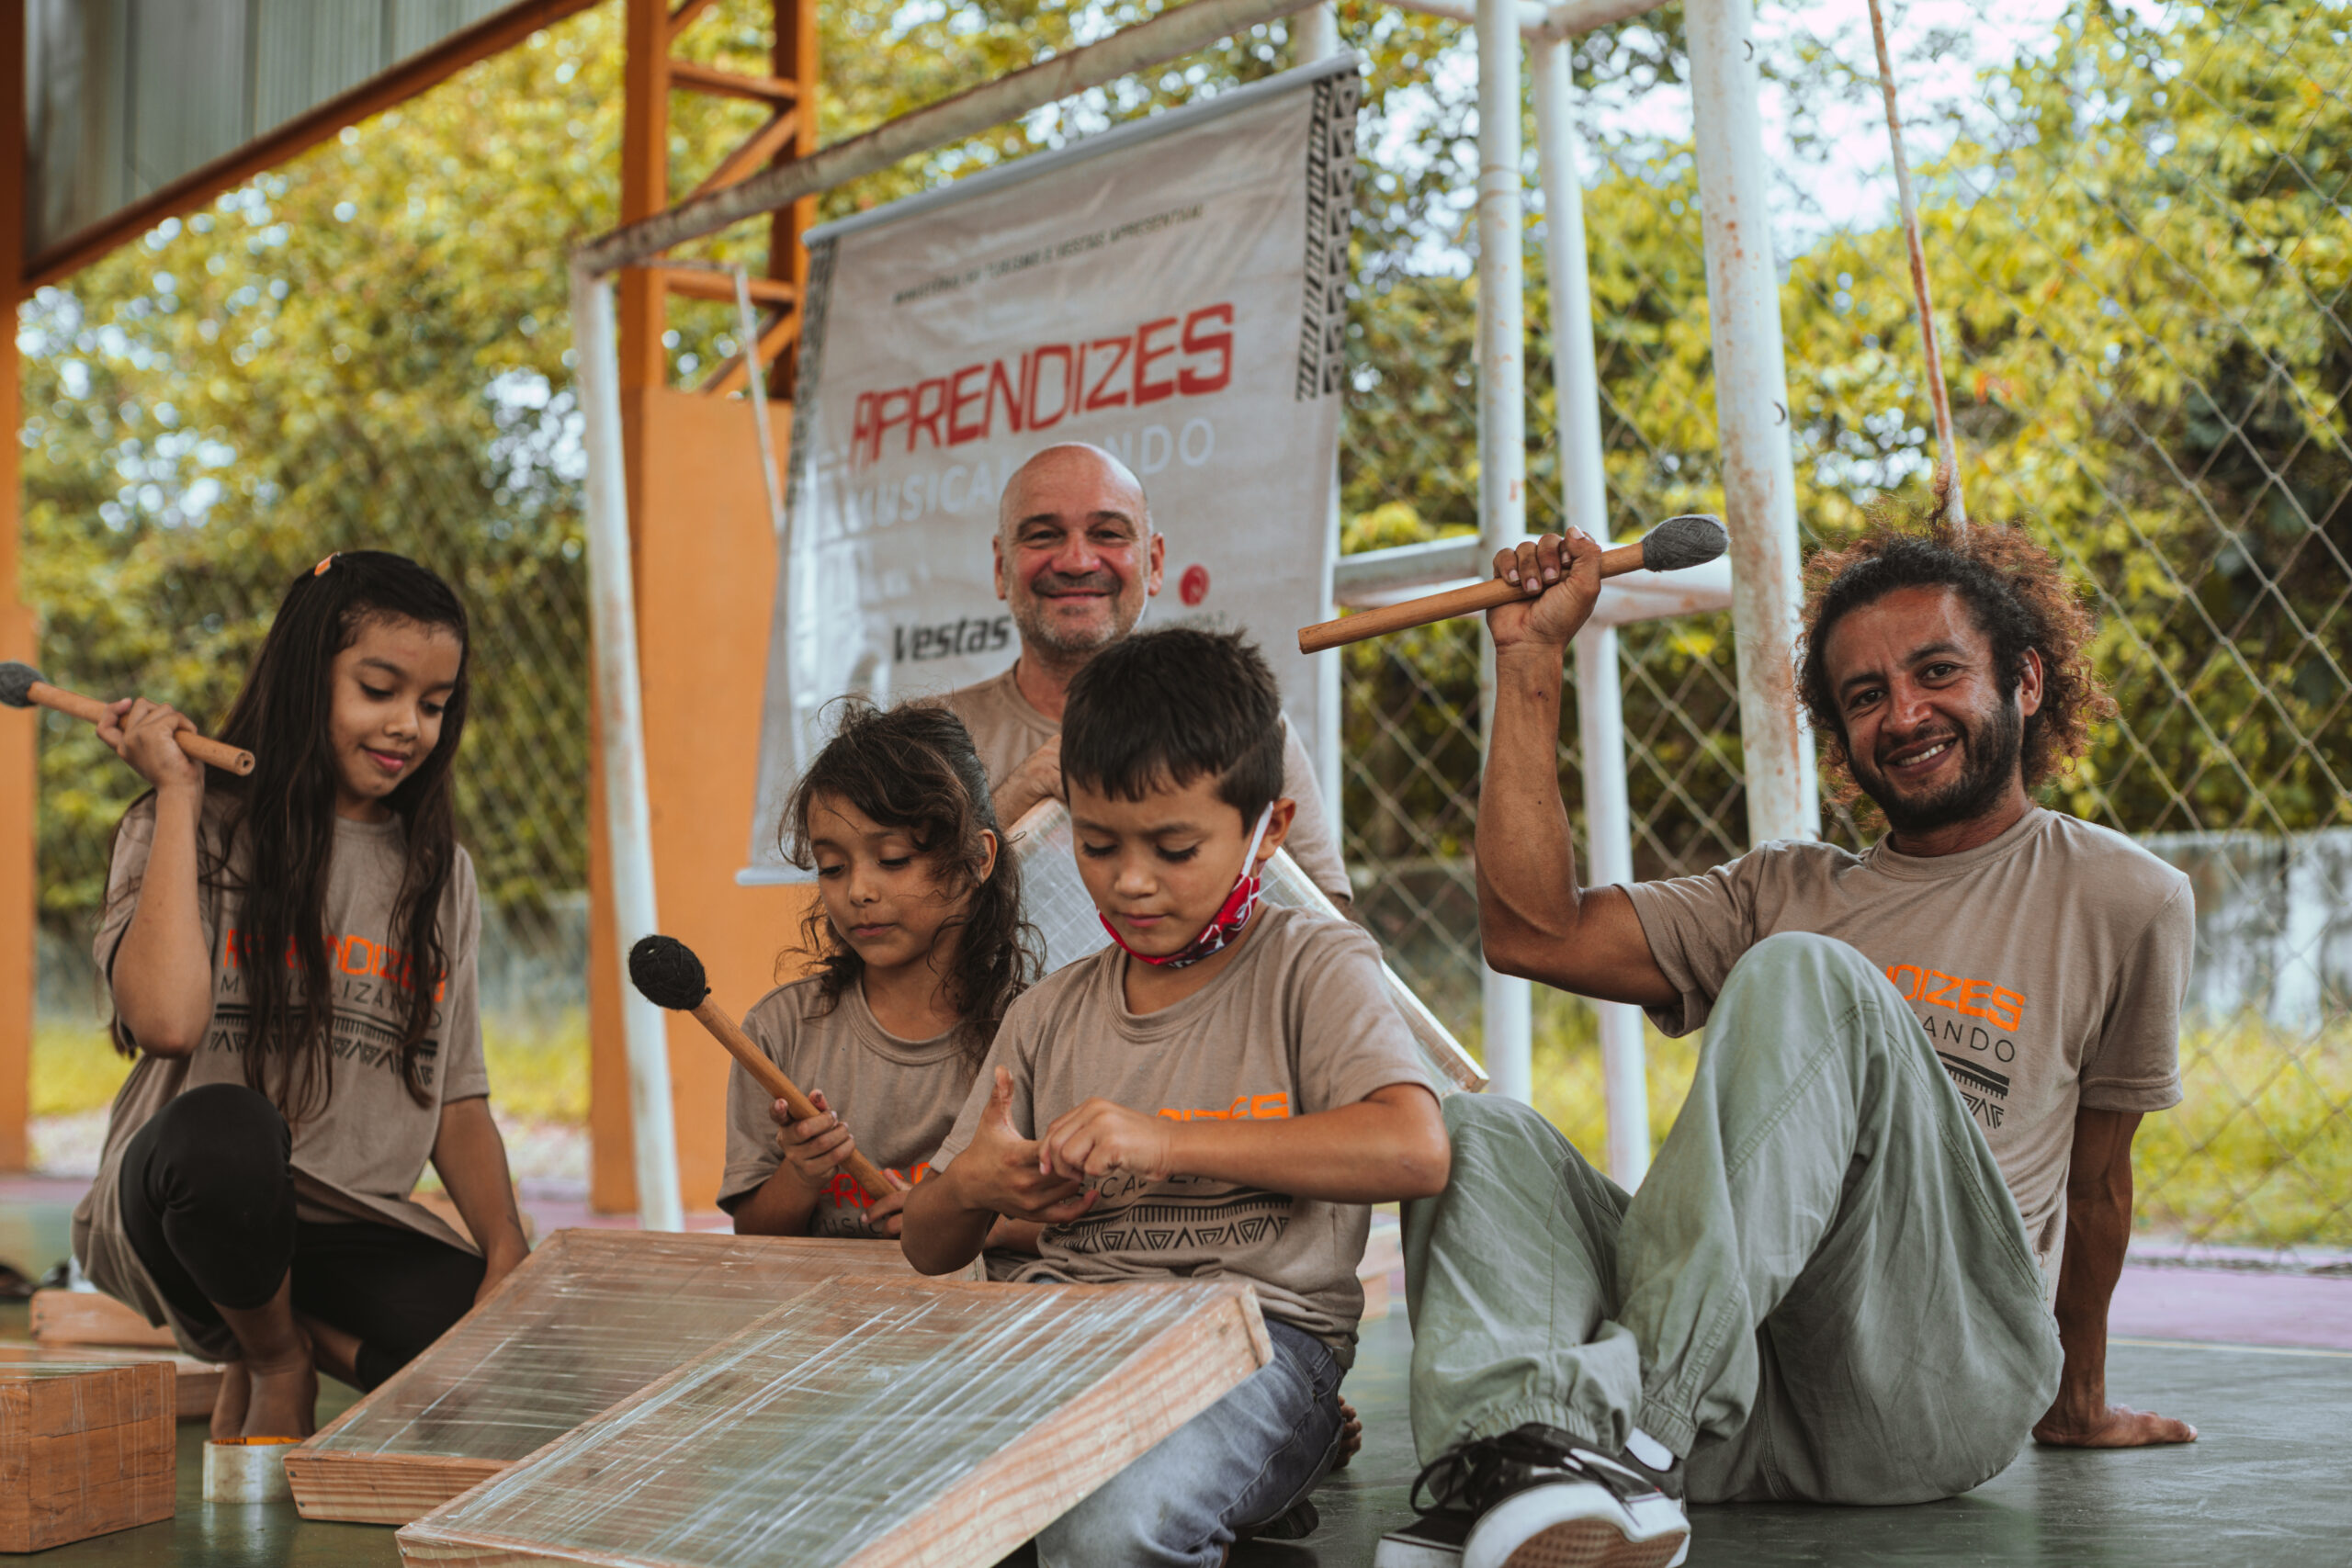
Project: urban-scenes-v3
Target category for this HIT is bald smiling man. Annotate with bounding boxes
[941,443,1353,910]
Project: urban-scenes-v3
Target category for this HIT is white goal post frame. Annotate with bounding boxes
[571,0,1813,1224]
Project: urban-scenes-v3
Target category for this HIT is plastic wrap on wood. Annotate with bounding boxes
[1008,800,1488,1091]
[0,1362,175,1551]
[396,1277,1270,1568]
[287,1230,944,1524]
[0,1343,220,1423]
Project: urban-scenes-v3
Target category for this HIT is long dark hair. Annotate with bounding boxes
[112,551,470,1121]
[782,703,1037,1062]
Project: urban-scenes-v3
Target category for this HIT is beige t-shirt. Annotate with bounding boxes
[935,905,1435,1358]
[940,663,1353,909]
[1623,807,2191,1273]
[718,976,978,1235]
[73,794,488,1359]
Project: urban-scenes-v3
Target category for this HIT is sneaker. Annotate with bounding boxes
[1399,1424,1689,1568]
[1374,1508,1474,1567]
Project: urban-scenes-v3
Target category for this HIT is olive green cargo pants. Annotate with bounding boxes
[1404,932,2063,1504]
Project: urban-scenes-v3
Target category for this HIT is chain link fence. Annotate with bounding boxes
[1337,0,2351,1252]
[18,0,2345,1247]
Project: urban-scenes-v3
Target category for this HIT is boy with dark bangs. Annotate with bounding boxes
[904,626,1451,1566]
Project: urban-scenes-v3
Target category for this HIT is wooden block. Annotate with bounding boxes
[288,1229,945,1526]
[395,1277,1270,1568]
[28,1292,175,1350]
[0,1363,175,1551]
[0,1344,223,1423]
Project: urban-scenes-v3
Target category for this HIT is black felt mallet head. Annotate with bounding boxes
[0,661,256,774]
[627,932,896,1201]
[0,662,45,710]
[628,935,712,1011]
[1637,513,1729,573]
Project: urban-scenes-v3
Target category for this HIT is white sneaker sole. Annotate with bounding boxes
[1464,1486,1690,1568]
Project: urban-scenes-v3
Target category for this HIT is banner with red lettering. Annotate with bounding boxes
[744,55,1359,878]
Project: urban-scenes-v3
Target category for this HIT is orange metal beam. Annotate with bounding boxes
[668,60,800,104]
[696,310,799,397]
[656,267,798,306]
[666,0,723,42]
[618,0,673,393]
[0,0,33,1169]
[686,108,802,202]
[24,0,603,287]
[768,0,820,399]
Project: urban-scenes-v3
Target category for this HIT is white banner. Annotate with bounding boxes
[745,56,1361,878]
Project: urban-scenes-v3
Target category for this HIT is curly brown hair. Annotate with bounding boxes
[781,701,1039,1064]
[1795,507,2112,810]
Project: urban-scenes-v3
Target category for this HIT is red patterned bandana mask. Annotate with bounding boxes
[1101,806,1273,970]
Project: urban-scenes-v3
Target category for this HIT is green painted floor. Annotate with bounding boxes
[6,1191,2347,1566]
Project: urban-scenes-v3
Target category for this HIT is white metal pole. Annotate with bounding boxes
[1533,37,1648,1183]
[1476,0,1533,1104]
[1572,627,1650,1184]
[1297,0,1345,849]
[1296,0,1339,61]
[1686,0,1818,845]
[571,265,685,1234]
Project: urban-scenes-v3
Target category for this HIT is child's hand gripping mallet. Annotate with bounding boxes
[1295,514,1730,654]
[627,934,896,1202]
[0,662,255,774]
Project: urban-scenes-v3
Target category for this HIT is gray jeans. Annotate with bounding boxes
[1036,1317,1344,1566]
[1405,932,2062,1505]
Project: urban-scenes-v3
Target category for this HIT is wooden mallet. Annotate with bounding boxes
[627,934,896,1202]
[1297,514,1730,655]
[0,662,255,775]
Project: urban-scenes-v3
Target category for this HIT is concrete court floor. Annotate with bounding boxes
[3,1194,2347,1567]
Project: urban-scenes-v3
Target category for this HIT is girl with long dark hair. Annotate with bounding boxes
[73,551,527,1441]
[720,702,1041,1255]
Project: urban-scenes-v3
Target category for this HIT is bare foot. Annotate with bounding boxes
[209,1361,251,1442]
[2033,1402,2198,1448]
[241,1328,318,1440]
[1334,1395,1363,1469]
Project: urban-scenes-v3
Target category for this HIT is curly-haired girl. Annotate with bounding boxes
[719,702,1041,1250]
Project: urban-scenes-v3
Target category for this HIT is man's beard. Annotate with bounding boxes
[1012,570,1140,658]
[1853,697,2024,837]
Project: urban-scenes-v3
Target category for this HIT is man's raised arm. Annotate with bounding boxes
[1476,531,1675,1009]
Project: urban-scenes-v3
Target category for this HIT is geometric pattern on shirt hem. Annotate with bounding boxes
[1051,1189,1292,1255]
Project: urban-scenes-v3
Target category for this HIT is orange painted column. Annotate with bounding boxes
[587,389,820,1213]
[0,0,36,1170]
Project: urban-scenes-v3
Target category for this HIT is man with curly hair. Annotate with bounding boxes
[1379,519,2196,1568]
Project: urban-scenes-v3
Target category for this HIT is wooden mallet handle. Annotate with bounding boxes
[28,681,255,775]
[1297,514,1730,655]
[686,998,896,1202]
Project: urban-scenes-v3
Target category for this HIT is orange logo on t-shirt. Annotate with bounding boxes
[824,1161,935,1211]
[1156,1093,1290,1123]
[222,928,447,1002]
[1883,964,2023,1032]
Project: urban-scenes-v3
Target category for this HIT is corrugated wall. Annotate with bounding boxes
[23,0,513,258]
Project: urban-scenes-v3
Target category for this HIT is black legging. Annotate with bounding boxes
[119,1082,484,1391]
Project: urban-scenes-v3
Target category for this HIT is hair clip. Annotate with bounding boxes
[313,554,337,576]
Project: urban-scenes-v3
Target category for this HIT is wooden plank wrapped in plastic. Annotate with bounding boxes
[394,1276,1270,1568]
[0,1342,221,1423]
[1009,799,1488,1091]
[286,1229,936,1526]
